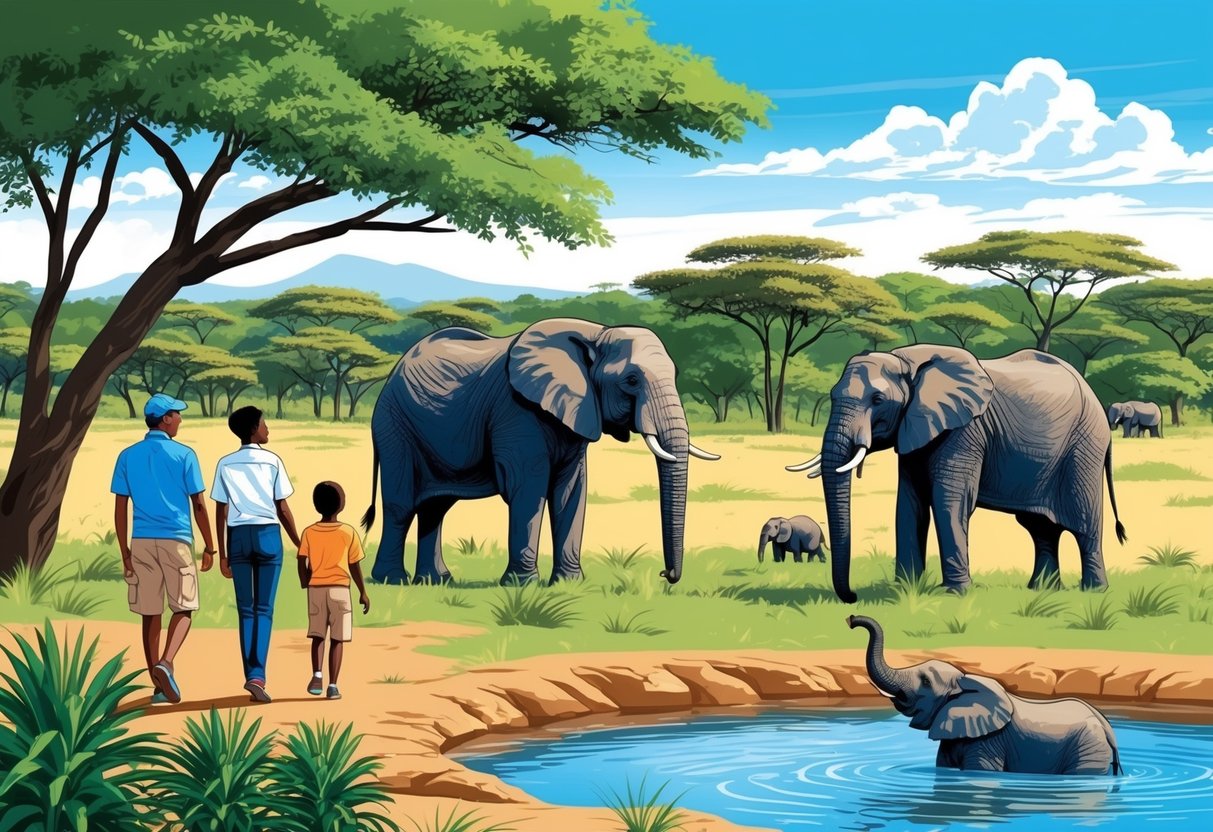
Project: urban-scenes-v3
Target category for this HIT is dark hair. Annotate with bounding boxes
[145,414,165,430]
[228,406,263,443]
[313,481,345,516]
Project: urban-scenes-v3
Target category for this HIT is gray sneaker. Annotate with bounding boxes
[244,679,272,703]
[326,684,341,700]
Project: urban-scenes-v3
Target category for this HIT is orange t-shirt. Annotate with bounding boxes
[298,522,365,587]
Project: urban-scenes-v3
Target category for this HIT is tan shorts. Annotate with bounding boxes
[126,539,198,615]
[308,586,353,642]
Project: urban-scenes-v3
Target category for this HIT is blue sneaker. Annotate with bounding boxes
[150,690,171,705]
[151,663,181,703]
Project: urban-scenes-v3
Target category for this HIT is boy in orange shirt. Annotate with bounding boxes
[297,481,370,699]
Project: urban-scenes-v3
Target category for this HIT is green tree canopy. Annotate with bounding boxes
[659,317,752,423]
[0,327,31,417]
[1087,351,1211,423]
[409,302,500,332]
[160,302,239,344]
[924,301,1013,350]
[1053,306,1149,372]
[0,0,767,573]
[450,297,503,315]
[249,286,401,334]
[271,327,391,421]
[635,235,900,432]
[922,231,1175,352]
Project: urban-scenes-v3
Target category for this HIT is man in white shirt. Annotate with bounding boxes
[212,405,301,702]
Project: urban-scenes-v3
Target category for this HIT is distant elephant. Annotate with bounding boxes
[786,346,1127,602]
[850,615,1122,775]
[361,318,720,586]
[1108,401,1163,438]
[757,515,826,563]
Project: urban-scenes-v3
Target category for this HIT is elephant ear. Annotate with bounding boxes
[893,345,995,454]
[775,519,793,544]
[508,319,606,441]
[929,674,1014,740]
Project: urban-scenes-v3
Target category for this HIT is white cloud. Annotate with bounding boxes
[70,168,237,210]
[699,58,1213,186]
[238,175,273,191]
[4,192,1207,293]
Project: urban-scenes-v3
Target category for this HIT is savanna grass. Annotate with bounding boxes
[0,561,70,607]
[598,777,687,832]
[488,585,580,628]
[602,610,668,636]
[1122,585,1182,618]
[1015,591,1069,619]
[75,552,125,582]
[1137,543,1201,570]
[1067,597,1121,630]
[409,806,513,832]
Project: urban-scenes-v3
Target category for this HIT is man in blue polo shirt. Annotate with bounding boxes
[112,393,218,705]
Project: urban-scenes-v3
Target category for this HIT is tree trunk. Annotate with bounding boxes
[1171,394,1183,427]
[1,381,10,417]
[745,393,754,419]
[117,386,137,418]
[312,386,323,418]
[811,396,827,427]
[795,396,802,422]
[332,373,343,421]
[717,395,729,423]
[1036,324,1052,353]
[275,388,287,420]
[762,345,775,433]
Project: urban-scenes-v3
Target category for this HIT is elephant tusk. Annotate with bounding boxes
[644,433,678,463]
[869,682,897,699]
[806,468,822,479]
[688,443,721,461]
[835,446,867,474]
[786,454,822,472]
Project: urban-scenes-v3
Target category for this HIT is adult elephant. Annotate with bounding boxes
[850,615,1121,775]
[1108,400,1163,438]
[361,318,719,586]
[787,345,1127,602]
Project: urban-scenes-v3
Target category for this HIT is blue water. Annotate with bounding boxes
[456,707,1213,830]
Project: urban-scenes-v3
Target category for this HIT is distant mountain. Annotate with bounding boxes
[65,255,580,306]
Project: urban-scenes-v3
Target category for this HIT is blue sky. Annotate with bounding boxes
[2,0,1210,292]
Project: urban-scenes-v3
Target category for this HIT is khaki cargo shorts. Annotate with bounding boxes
[307,586,353,642]
[126,539,198,615]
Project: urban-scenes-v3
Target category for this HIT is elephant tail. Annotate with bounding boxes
[361,439,380,534]
[1097,707,1122,776]
[1104,444,1127,544]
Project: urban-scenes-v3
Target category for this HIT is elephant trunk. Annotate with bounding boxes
[822,403,861,603]
[848,615,912,696]
[757,531,770,563]
[641,378,688,584]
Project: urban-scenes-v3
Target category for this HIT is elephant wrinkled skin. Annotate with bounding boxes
[361,318,718,586]
[791,345,1127,602]
[850,616,1122,775]
[757,515,826,563]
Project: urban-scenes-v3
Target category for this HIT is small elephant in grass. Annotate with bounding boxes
[757,515,827,563]
[849,615,1121,775]
[1108,401,1164,438]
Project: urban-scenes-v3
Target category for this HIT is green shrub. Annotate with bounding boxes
[268,721,399,832]
[1122,585,1182,618]
[1137,543,1200,570]
[49,586,107,617]
[152,708,294,831]
[1015,591,1069,618]
[488,585,579,628]
[1066,597,1121,630]
[0,562,70,607]
[598,777,687,832]
[0,622,163,831]
[76,552,125,582]
[602,610,667,636]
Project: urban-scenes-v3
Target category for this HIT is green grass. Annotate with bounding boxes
[1116,462,1209,481]
[625,482,780,502]
[1122,585,1182,618]
[75,552,125,582]
[1015,591,1070,619]
[603,610,667,636]
[409,806,512,832]
[488,585,580,628]
[598,777,687,832]
[1067,597,1122,631]
[1138,543,1201,569]
[587,491,629,504]
[1164,493,1213,508]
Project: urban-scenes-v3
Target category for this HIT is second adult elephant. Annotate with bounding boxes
[757,515,827,563]
[1108,401,1163,438]
[362,318,720,586]
[787,346,1127,602]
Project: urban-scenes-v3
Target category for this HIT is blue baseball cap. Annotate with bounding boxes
[144,393,189,419]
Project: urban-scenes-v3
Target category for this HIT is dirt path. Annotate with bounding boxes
[4,620,1211,832]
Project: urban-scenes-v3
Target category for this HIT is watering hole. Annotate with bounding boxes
[455,706,1213,830]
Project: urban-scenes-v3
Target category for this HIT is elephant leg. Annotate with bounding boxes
[815,548,826,563]
[895,457,931,583]
[1017,513,1063,590]
[773,543,786,563]
[1122,424,1132,438]
[501,482,547,585]
[370,503,415,585]
[413,496,457,585]
[792,546,804,563]
[1150,425,1160,438]
[547,455,587,584]
[930,473,978,592]
[1074,529,1109,591]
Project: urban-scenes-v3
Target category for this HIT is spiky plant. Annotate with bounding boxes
[598,777,687,832]
[1015,591,1070,618]
[75,552,126,582]
[1122,585,1182,618]
[268,722,399,832]
[409,805,512,832]
[1137,543,1200,570]
[1066,597,1121,631]
[602,610,667,636]
[0,562,70,606]
[0,623,163,831]
[488,585,579,628]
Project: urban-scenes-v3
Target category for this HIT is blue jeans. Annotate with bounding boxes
[227,524,283,683]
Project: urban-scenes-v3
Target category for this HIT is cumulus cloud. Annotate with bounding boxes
[70,168,237,210]
[698,58,1213,186]
[238,175,273,191]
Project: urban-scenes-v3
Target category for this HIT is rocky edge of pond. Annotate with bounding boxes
[377,647,1213,803]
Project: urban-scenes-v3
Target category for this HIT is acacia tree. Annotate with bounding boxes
[250,286,400,334]
[1053,307,1149,373]
[635,236,901,432]
[344,359,397,419]
[0,1,766,573]
[660,318,752,422]
[409,302,499,332]
[923,231,1175,352]
[875,272,958,343]
[1086,352,1211,421]
[1096,278,1213,424]
[160,302,238,344]
[924,301,1012,350]
[272,328,391,421]
[0,328,30,417]
[251,350,301,420]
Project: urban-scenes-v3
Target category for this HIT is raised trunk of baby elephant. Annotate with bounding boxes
[822,405,859,603]
[643,379,688,584]
[850,615,912,695]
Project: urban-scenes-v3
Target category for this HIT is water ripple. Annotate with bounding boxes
[459,708,1213,830]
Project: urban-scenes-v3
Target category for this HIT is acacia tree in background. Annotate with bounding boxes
[161,302,238,344]
[409,302,500,332]
[1096,278,1213,424]
[251,350,301,420]
[924,301,1012,350]
[0,0,767,573]
[635,236,902,432]
[660,318,752,422]
[250,286,400,334]
[923,231,1175,352]
[0,328,30,417]
[344,359,398,419]
[1087,352,1211,422]
[1054,307,1149,373]
[272,328,391,421]
[782,357,838,426]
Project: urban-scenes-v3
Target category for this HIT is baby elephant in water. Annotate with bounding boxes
[757,515,826,563]
[849,615,1121,775]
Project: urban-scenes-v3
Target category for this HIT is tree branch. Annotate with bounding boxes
[64,121,129,286]
[133,122,194,197]
[18,149,55,227]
